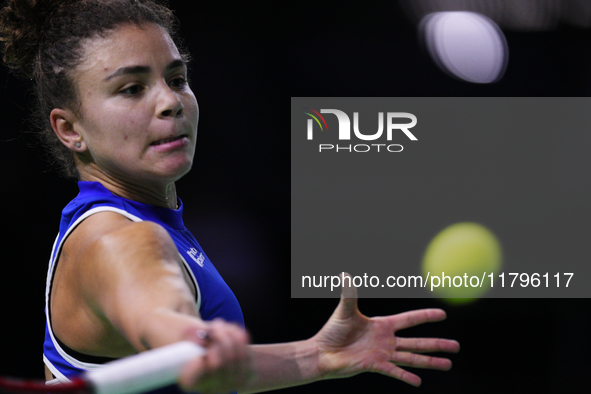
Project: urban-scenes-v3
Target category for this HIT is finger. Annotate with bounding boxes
[392,308,447,331]
[179,352,229,393]
[208,320,233,364]
[335,272,359,317]
[221,322,252,381]
[182,325,213,347]
[178,356,206,390]
[396,337,460,353]
[374,361,422,387]
[340,272,357,299]
[229,323,251,362]
[209,320,250,380]
[211,320,253,383]
[391,351,453,371]
[210,319,249,358]
[178,340,241,393]
[181,323,246,388]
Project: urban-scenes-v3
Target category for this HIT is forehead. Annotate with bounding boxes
[76,23,181,80]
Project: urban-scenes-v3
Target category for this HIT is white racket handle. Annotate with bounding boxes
[84,341,205,394]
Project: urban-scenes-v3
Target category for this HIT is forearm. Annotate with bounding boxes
[240,338,322,394]
[135,308,202,351]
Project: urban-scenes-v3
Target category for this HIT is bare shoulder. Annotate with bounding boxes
[72,212,183,304]
[55,210,180,309]
[61,212,178,279]
[67,211,175,258]
[64,212,182,292]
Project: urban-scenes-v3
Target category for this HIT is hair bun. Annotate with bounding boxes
[0,0,72,77]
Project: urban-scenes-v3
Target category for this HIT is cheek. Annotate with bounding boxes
[101,110,148,143]
[183,93,199,124]
[78,97,151,159]
[84,114,147,158]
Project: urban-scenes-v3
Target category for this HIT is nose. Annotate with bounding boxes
[157,85,184,118]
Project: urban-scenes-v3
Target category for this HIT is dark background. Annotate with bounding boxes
[1,1,590,393]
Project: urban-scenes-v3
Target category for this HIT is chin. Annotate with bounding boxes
[162,159,194,181]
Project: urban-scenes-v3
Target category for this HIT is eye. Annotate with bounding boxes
[119,84,145,96]
[169,76,188,89]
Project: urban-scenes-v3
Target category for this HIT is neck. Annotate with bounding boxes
[79,167,179,209]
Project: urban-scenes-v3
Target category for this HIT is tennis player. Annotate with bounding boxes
[0,1,459,393]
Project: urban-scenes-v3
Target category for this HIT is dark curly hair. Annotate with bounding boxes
[0,0,186,178]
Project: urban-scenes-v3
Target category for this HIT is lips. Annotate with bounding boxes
[151,134,187,146]
[149,134,190,153]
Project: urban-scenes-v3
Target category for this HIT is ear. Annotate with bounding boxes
[50,108,86,152]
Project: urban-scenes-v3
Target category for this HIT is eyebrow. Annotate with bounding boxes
[103,59,186,81]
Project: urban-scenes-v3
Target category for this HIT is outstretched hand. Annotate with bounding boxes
[313,273,460,387]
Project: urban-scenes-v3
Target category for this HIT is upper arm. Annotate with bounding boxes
[70,213,198,350]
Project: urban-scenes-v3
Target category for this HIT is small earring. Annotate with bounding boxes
[75,142,81,149]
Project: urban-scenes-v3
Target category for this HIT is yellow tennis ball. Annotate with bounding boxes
[422,222,502,304]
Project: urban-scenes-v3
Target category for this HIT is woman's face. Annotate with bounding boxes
[71,23,199,186]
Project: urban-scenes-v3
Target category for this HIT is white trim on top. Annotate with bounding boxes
[179,254,202,311]
[43,355,70,383]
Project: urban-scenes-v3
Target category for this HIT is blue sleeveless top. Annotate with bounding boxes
[43,181,243,389]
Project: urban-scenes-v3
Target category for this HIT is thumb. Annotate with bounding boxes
[335,272,358,317]
[178,355,206,390]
